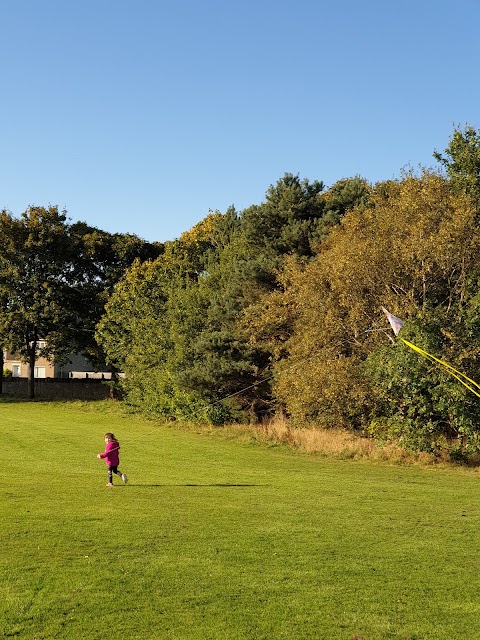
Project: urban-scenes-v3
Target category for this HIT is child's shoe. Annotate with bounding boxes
[121,474,128,484]
[106,482,114,487]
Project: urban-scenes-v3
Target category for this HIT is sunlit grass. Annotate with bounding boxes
[1,400,480,639]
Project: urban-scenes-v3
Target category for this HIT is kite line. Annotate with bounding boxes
[382,307,480,398]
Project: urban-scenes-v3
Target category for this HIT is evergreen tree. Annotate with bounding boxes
[434,124,480,207]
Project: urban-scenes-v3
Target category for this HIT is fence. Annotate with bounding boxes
[1,377,113,400]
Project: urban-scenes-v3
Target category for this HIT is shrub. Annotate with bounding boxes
[365,315,480,454]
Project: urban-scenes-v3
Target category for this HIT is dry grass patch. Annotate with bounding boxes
[221,414,445,466]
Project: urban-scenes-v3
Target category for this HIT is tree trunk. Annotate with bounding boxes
[28,346,36,400]
[0,347,3,395]
[109,364,120,399]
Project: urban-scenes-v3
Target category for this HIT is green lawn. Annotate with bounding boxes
[1,399,480,640]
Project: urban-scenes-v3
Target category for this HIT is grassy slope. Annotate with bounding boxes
[1,400,480,640]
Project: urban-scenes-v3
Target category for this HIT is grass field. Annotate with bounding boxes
[1,399,480,640]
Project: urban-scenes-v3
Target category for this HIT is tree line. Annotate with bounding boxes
[2,125,480,456]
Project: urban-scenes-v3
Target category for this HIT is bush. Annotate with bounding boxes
[365,314,480,454]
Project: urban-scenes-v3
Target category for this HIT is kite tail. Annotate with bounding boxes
[401,338,480,399]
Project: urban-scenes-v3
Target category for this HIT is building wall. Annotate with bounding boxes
[3,349,110,379]
[57,354,98,376]
[4,356,56,378]
[3,346,55,378]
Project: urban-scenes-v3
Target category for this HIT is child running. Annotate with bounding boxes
[97,432,128,487]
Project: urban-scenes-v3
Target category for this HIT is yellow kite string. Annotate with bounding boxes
[401,338,480,399]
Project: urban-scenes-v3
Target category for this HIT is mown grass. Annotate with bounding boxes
[1,399,480,639]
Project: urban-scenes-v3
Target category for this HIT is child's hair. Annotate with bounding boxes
[104,432,118,442]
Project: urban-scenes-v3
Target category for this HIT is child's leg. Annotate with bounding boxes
[109,465,127,484]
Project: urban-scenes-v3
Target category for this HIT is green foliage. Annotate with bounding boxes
[0,206,79,396]
[65,223,163,368]
[434,123,480,206]
[237,174,328,299]
[122,369,228,425]
[365,315,480,455]
[314,175,371,240]
[98,176,340,422]
[97,238,239,425]
[0,207,161,398]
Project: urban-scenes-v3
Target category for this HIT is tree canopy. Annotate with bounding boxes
[97,173,372,422]
[274,171,480,448]
[0,206,162,397]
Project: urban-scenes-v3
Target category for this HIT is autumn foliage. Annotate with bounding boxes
[96,126,480,456]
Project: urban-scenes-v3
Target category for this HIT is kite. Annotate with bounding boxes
[381,307,480,399]
[381,307,404,336]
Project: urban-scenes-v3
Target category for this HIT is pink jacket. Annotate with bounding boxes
[99,440,120,466]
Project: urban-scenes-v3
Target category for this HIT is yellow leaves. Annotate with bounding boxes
[179,212,222,246]
[274,169,480,426]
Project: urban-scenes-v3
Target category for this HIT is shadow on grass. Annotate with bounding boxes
[126,483,261,488]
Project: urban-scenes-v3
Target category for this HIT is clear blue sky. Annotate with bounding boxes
[1,0,478,243]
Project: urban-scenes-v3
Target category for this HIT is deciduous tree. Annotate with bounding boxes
[0,207,162,398]
[274,170,480,451]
